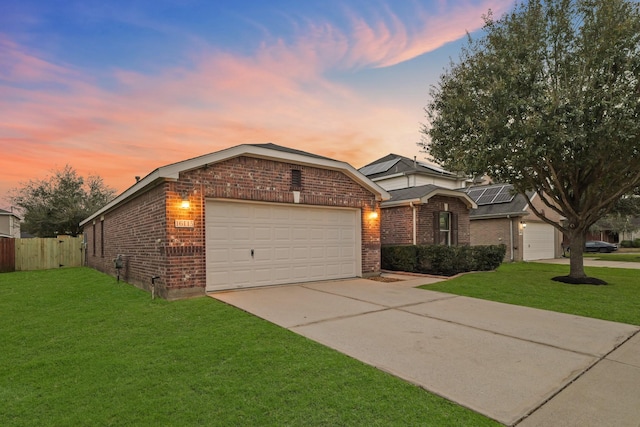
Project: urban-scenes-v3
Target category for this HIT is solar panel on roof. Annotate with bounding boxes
[466,189,485,199]
[468,184,515,205]
[482,187,501,196]
[359,158,401,176]
[417,162,454,175]
[476,194,497,205]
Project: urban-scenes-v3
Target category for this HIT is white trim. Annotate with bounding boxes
[382,188,477,209]
[81,144,390,226]
[523,192,536,211]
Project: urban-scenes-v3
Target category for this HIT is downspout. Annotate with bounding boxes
[410,202,417,245]
[509,215,514,262]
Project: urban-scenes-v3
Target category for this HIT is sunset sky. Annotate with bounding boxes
[1,0,516,207]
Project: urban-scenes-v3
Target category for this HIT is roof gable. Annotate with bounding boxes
[80,143,390,226]
[383,184,477,209]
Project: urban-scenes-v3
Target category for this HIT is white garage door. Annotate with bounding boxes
[523,222,556,261]
[205,200,361,291]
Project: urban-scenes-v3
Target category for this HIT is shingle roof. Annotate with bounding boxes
[248,143,334,161]
[465,184,530,218]
[382,184,476,208]
[359,153,458,179]
[386,184,441,202]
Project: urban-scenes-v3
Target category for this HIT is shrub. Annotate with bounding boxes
[381,244,506,276]
[472,245,507,271]
[620,240,633,248]
[634,239,640,248]
[381,245,416,272]
[416,245,461,276]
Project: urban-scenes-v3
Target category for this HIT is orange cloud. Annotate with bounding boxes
[0,1,512,205]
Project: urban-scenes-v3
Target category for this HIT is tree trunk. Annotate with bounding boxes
[568,231,587,279]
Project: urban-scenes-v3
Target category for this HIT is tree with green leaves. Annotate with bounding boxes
[10,165,116,238]
[590,192,640,239]
[422,0,640,284]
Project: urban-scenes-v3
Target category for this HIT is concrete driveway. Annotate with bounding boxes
[211,276,640,426]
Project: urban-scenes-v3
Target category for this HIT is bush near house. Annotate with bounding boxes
[382,244,506,276]
[620,239,640,248]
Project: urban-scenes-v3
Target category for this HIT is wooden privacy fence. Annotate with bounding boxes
[0,236,84,272]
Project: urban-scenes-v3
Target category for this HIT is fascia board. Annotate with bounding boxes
[381,198,422,208]
[422,188,478,209]
[470,212,529,220]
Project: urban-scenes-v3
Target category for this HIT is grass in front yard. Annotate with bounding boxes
[422,263,640,325]
[0,268,497,427]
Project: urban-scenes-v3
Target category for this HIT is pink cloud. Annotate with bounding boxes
[0,1,512,204]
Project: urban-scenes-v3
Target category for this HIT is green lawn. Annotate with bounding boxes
[0,268,496,427]
[422,262,640,325]
[584,253,640,262]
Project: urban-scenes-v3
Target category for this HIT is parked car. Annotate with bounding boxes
[564,241,619,255]
[584,241,618,253]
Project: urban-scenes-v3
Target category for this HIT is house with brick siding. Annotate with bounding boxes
[360,154,475,246]
[380,185,476,246]
[80,143,390,300]
[465,184,563,261]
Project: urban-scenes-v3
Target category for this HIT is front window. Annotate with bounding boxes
[439,212,451,246]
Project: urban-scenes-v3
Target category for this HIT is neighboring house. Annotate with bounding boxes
[360,154,475,246]
[379,185,475,245]
[586,216,640,244]
[465,184,564,261]
[0,208,21,239]
[360,153,469,190]
[80,143,390,300]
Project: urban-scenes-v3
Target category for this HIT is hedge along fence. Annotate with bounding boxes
[382,244,506,276]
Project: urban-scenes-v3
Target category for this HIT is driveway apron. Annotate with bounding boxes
[211,277,640,426]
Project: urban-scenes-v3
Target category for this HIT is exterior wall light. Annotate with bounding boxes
[520,221,527,228]
[368,211,379,220]
[181,191,190,209]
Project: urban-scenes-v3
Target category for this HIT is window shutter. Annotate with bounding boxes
[451,212,458,245]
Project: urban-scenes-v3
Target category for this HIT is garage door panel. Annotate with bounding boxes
[309,247,325,258]
[206,200,360,291]
[253,226,272,241]
[230,225,251,240]
[274,227,290,240]
[292,247,309,260]
[340,250,354,260]
[230,247,251,262]
[254,205,273,220]
[208,225,229,241]
[208,248,230,262]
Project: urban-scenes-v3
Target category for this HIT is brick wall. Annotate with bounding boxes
[84,155,382,299]
[470,217,521,261]
[85,184,173,296]
[381,206,413,245]
[381,195,471,246]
